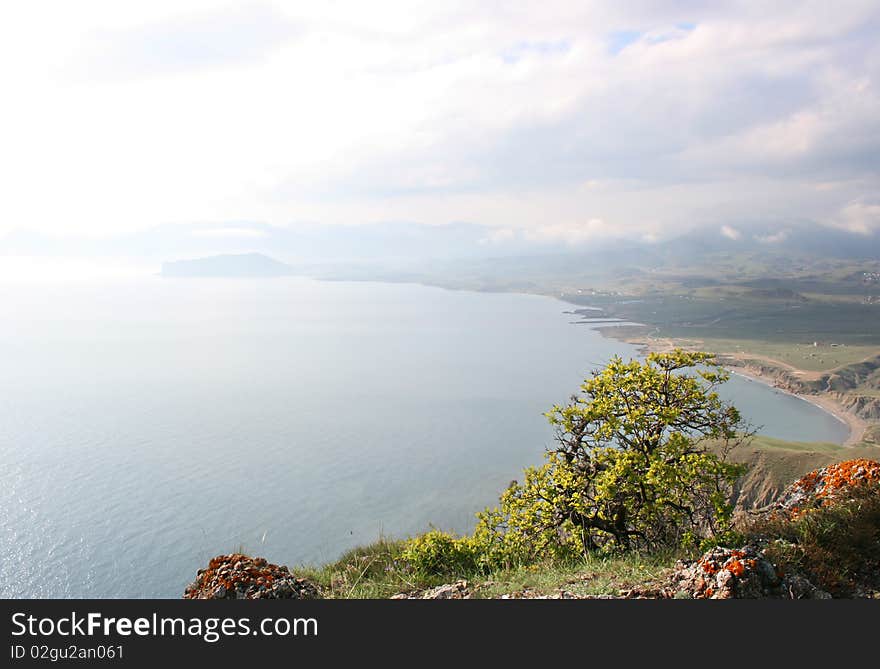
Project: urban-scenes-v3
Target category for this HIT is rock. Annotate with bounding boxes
[421,580,470,599]
[774,459,880,516]
[757,558,781,587]
[389,580,471,600]
[780,573,824,599]
[184,553,321,600]
[669,544,831,599]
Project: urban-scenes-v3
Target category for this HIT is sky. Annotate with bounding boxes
[1,0,879,248]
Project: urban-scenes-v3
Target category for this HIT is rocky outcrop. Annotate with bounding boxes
[689,459,880,599]
[718,357,817,395]
[773,458,880,515]
[836,394,880,421]
[669,545,830,599]
[184,554,321,599]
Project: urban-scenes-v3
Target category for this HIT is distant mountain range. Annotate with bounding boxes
[4,219,879,281]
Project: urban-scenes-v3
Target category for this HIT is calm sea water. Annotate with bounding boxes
[0,277,848,597]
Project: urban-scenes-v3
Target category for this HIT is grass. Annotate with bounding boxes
[291,537,680,599]
[746,487,880,596]
[286,431,880,598]
[469,551,678,599]
[281,434,880,599]
[574,292,880,350]
[744,435,861,454]
[689,338,878,372]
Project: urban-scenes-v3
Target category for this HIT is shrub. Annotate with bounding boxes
[401,530,479,576]
[470,456,586,569]
[473,350,748,563]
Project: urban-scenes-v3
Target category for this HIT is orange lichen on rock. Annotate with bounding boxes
[815,459,880,499]
[727,559,745,577]
[184,553,321,599]
[671,545,831,599]
[777,459,880,517]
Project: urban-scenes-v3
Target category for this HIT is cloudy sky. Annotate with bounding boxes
[1,0,878,246]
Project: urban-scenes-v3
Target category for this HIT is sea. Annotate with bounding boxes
[0,276,849,597]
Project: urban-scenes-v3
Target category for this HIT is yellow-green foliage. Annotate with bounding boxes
[401,530,479,576]
[470,454,586,569]
[473,350,747,565]
[400,350,748,574]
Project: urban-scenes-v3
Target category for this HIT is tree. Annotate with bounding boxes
[473,350,750,564]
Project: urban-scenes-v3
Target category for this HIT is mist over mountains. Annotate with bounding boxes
[2,219,878,281]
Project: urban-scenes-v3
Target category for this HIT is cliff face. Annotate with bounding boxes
[837,393,880,421]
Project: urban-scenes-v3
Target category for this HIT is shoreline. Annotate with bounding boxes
[598,327,869,447]
[309,277,873,448]
[724,366,867,446]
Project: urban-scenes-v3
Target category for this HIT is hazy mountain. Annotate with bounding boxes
[3,219,878,282]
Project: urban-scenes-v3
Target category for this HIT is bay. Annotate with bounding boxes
[0,277,848,597]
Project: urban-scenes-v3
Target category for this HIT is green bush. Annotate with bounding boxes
[395,352,750,576]
[473,351,748,564]
[401,530,479,576]
[470,455,591,569]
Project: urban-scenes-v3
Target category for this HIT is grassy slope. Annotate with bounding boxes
[293,538,679,599]
[673,338,877,372]
[289,436,879,599]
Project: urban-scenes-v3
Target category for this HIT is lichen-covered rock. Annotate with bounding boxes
[774,459,880,516]
[184,553,321,599]
[669,545,830,599]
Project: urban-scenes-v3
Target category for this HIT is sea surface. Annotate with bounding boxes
[0,277,849,597]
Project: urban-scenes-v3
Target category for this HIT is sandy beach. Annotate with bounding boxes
[726,366,868,446]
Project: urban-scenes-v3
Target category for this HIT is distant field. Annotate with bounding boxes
[744,435,870,454]
[566,290,880,363]
[683,338,879,372]
[587,325,878,373]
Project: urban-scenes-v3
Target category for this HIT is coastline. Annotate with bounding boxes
[311,277,874,448]
[598,326,869,447]
[724,366,867,446]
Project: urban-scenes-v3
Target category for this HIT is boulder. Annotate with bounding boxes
[184,553,321,599]
[669,545,830,599]
[774,458,880,516]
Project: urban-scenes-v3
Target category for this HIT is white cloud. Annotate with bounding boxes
[754,230,790,244]
[720,225,742,240]
[826,198,880,235]
[191,227,267,238]
[523,219,629,245]
[0,1,878,243]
